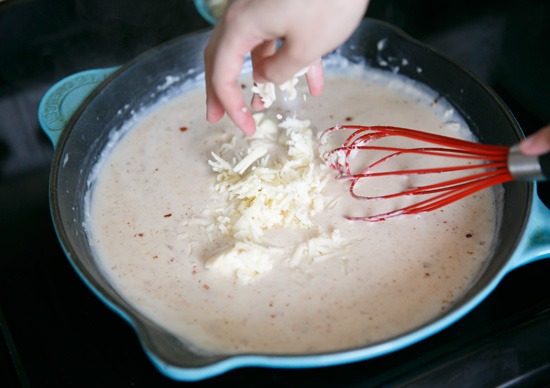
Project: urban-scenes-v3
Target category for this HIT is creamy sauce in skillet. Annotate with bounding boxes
[87,65,499,355]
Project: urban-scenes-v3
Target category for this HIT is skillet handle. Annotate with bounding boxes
[38,67,120,148]
[507,191,550,271]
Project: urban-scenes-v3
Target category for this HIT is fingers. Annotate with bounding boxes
[204,51,226,123]
[205,0,365,135]
[204,18,258,135]
[249,39,323,110]
[206,60,256,134]
[519,124,550,156]
[253,40,314,86]
[251,40,278,83]
[252,41,325,110]
[212,80,257,135]
[305,58,324,97]
[250,40,277,111]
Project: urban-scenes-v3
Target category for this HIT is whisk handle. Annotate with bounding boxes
[508,145,550,181]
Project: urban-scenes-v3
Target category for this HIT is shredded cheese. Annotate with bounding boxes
[206,101,345,282]
[289,230,350,267]
[251,67,308,108]
[205,241,281,283]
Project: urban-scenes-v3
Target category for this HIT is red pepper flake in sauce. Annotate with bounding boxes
[345,116,353,121]
[164,214,172,218]
[179,126,188,132]
[203,284,210,290]
[466,233,473,238]
[153,255,158,259]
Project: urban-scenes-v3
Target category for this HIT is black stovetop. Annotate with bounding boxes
[2,0,550,387]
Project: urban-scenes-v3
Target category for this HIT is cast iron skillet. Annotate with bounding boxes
[38,19,550,381]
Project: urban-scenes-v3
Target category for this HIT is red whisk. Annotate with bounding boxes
[319,125,549,222]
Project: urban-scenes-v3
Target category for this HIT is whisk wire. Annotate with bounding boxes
[346,171,513,222]
[348,168,512,200]
[330,125,507,154]
[320,125,513,221]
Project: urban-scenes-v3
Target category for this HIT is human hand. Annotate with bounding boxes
[519,124,550,156]
[203,0,370,135]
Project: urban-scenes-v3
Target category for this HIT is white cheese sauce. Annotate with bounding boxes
[87,65,500,355]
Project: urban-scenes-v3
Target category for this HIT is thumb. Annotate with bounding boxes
[519,125,550,156]
[253,41,314,86]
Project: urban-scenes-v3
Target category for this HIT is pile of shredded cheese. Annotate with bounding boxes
[206,108,348,282]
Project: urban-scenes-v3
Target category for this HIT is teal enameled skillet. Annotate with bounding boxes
[38,19,550,381]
